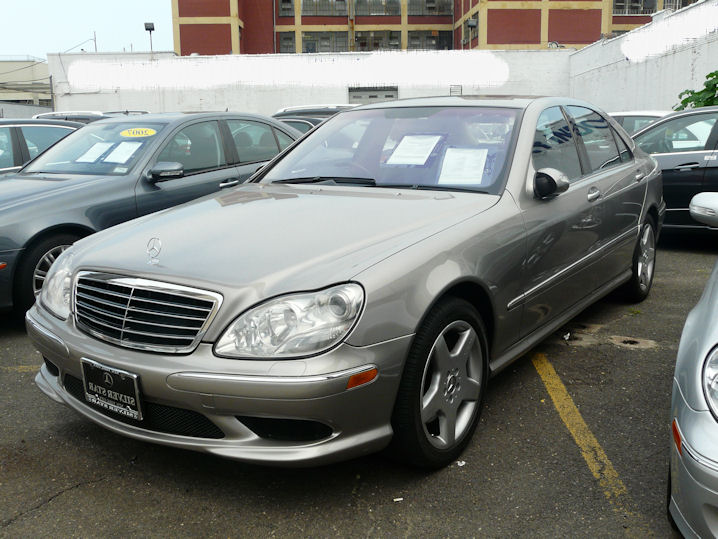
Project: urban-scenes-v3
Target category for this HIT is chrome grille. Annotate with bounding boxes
[74,272,222,353]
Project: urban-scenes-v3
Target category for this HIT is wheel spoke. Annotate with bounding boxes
[431,335,452,372]
[421,382,443,423]
[437,404,458,447]
[457,376,481,402]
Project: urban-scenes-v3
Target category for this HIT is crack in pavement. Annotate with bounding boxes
[1,475,113,528]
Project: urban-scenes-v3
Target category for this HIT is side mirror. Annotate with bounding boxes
[689,192,718,228]
[534,167,570,200]
[148,161,184,183]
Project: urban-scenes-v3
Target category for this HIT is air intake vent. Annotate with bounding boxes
[74,272,222,353]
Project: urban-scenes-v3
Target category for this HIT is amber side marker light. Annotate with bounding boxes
[0,263,7,270]
[672,418,682,456]
[346,368,378,390]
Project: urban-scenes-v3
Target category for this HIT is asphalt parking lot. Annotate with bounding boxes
[1,233,715,537]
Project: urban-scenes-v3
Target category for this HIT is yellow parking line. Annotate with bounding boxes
[1,365,41,373]
[531,353,653,537]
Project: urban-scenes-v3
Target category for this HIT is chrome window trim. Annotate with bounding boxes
[73,271,223,354]
[507,225,639,310]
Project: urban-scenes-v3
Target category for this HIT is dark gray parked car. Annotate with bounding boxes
[0,112,299,313]
[28,96,663,467]
[0,118,82,175]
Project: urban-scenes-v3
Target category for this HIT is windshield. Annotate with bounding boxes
[23,122,167,176]
[262,106,518,193]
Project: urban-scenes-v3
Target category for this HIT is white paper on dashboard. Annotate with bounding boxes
[76,142,114,163]
[104,141,143,164]
[386,135,441,166]
[438,148,489,185]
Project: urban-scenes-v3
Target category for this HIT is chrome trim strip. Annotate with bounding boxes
[507,225,639,310]
[651,149,715,158]
[73,271,223,354]
[171,364,378,386]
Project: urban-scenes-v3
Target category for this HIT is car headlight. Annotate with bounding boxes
[39,248,75,320]
[702,346,718,418]
[214,283,364,359]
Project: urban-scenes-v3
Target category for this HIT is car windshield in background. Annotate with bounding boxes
[262,106,518,193]
[22,122,167,176]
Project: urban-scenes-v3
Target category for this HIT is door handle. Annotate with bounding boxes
[219,178,240,189]
[635,171,645,181]
[675,163,700,171]
[587,187,601,202]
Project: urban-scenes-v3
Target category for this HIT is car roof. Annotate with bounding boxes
[273,104,355,117]
[608,110,672,117]
[349,95,596,111]
[0,118,84,128]
[90,111,299,129]
[632,105,718,137]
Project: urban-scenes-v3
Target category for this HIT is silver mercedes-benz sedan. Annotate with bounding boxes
[668,192,718,537]
[28,96,664,467]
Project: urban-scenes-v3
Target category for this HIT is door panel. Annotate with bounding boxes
[634,112,718,227]
[135,120,243,217]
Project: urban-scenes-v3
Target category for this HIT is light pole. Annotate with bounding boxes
[144,22,155,56]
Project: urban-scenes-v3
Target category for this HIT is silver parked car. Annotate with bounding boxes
[28,96,664,467]
[668,191,718,537]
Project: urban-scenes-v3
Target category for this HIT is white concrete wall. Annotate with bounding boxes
[47,1,717,116]
[0,101,50,118]
[48,50,572,116]
[569,0,718,111]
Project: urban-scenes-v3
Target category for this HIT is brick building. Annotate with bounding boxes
[171,0,695,55]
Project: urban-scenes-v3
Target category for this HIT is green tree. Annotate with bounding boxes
[675,70,718,110]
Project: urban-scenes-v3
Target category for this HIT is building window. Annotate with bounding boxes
[612,0,656,14]
[462,12,478,44]
[348,86,399,105]
[301,0,348,16]
[279,32,296,53]
[407,30,452,50]
[355,0,401,15]
[354,30,401,50]
[407,0,452,15]
[663,0,697,9]
[279,0,294,16]
[303,32,349,52]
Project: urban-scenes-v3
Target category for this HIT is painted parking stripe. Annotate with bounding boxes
[1,365,41,373]
[532,353,652,537]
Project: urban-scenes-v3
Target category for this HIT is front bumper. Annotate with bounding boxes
[27,305,412,466]
[670,379,718,538]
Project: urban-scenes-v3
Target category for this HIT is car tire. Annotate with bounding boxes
[389,297,488,468]
[14,233,80,314]
[622,216,656,303]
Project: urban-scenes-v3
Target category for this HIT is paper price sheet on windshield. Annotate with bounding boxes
[75,141,142,165]
[438,148,488,186]
[386,135,442,166]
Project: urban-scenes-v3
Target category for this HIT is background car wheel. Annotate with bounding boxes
[621,216,656,303]
[389,298,488,468]
[14,233,80,314]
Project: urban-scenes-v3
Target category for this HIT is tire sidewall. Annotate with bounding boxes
[391,297,489,468]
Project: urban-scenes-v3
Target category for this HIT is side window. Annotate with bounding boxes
[613,131,633,163]
[532,107,582,181]
[20,126,74,159]
[0,127,16,169]
[227,120,280,162]
[156,121,227,174]
[634,113,717,155]
[274,128,294,150]
[566,106,621,172]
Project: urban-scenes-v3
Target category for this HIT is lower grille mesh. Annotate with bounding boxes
[63,374,224,439]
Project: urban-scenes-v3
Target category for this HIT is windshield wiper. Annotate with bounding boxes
[374,183,489,194]
[272,176,376,186]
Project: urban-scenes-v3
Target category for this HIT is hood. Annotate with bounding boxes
[0,173,110,212]
[72,183,499,316]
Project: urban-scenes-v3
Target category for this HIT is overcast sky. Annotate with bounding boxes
[1,1,173,61]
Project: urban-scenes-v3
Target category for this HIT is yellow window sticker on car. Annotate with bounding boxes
[120,128,157,138]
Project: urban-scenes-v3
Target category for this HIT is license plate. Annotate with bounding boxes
[81,359,142,421]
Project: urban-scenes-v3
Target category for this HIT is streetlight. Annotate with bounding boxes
[144,22,155,55]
